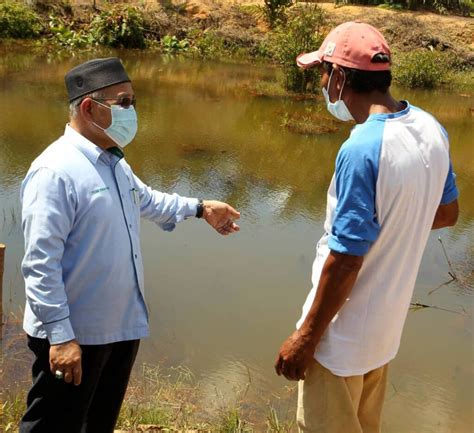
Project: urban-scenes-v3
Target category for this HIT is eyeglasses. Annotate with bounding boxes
[90,96,137,109]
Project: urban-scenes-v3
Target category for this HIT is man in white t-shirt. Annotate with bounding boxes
[274,22,459,433]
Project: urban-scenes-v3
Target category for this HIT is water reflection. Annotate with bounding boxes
[0,45,472,432]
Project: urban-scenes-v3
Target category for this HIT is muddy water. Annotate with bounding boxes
[0,45,472,432]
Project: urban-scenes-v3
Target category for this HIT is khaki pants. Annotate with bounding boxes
[297,360,388,433]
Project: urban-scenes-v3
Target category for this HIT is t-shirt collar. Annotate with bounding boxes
[366,100,411,122]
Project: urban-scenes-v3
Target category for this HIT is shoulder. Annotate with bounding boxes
[29,137,76,171]
[410,104,449,139]
[24,138,79,189]
[337,120,386,170]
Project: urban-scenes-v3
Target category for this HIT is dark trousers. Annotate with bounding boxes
[19,335,140,433]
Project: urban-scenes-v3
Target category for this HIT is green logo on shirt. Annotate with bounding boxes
[91,187,110,194]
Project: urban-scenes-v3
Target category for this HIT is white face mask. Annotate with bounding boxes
[92,101,138,148]
[322,69,354,122]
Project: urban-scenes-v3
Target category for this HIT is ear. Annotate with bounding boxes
[79,98,93,121]
[332,65,345,92]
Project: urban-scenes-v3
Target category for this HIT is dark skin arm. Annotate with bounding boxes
[432,199,459,229]
[275,251,363,381]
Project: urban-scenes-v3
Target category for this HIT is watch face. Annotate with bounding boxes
[196,200,204,218]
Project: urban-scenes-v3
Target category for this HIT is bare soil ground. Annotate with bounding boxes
[184,0,473,57]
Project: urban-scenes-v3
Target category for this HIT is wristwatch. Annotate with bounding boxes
[196,199,204,218]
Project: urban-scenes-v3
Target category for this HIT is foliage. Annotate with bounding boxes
[0,1,42,39]
[377,1,404,10]
[0,391,27,432]
[393,49,449,88]
[216,408,252,433]
[335,0,472,15]
[48,16,93,49]
[90,6,146,49]
[193,30,226,58]
[262,0,294,28]
[269,4,326,93]
[161,34,189,54]
[266,405,295,433]
[185,26,267,60]
[117,364,201,430]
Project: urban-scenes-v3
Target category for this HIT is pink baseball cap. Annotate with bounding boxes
[296,21,391,71]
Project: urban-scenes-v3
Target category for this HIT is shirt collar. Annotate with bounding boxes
[107,146,124,159]
[64,125,105,165]
[366,100,411,122]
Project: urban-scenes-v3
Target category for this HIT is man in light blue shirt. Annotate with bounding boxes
[19,58,240,433]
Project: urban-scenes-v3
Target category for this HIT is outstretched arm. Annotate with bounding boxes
[132,173,240,235]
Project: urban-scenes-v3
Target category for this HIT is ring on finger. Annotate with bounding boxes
[54,370,64,380]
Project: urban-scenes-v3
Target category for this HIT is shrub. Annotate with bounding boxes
[335,0,472,15]
[161,34,189,54]
[48,15,93,49]
[262,0,294,28]
[90,6,146,49]
[269,4,326,93]
[0,1,42,39]
[393,50,449,88]
[193,31,227,58]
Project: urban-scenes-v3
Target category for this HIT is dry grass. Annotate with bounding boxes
[0,317,296,433]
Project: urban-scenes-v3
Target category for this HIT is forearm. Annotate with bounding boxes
[23,259,75,344]
[299,251,363,347]
[432,200,459,230]
[133,174,198,229]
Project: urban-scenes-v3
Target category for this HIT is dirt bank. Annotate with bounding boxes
[41,1,473,62]
[168,0,473,55]
[318,2,473,55]
[174,0,473,64]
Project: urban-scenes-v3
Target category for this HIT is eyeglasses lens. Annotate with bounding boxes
[119,97,136,108]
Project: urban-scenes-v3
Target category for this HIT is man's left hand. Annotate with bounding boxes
[275,330,316,381]
[203,200,240,235]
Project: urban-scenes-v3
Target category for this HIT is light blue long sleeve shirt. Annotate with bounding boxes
[21,125,198,345]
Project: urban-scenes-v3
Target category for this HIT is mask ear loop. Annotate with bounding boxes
[91,99,112,110]
[89,99,111,133]
[326,68,346,102]
[338,69,347,101]
[326,68,335,97]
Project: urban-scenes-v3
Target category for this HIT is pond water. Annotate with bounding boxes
[0,45,472,432]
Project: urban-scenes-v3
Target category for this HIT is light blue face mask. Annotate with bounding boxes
[322,69,354,122]
[93,102,138,148]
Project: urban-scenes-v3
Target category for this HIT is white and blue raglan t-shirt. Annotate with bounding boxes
[297,102,459,377]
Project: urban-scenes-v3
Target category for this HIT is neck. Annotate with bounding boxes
[346,91,403,124]
[69,118,117,150]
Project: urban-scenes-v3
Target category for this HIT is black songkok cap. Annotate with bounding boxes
[65,57,131,102]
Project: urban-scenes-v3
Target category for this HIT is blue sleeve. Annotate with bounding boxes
[328,138,382,257]
[440,160,458,205]
[132,172,198,232]
[21,168,76,344]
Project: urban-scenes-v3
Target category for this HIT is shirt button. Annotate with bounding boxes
[129,224,132,228]
[134,254,138,259]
